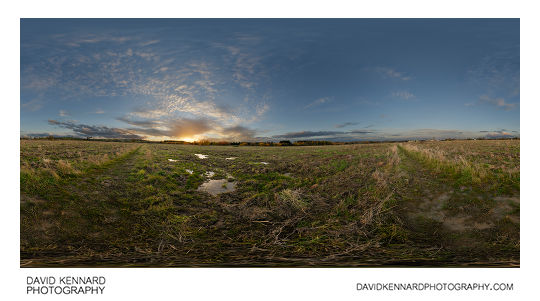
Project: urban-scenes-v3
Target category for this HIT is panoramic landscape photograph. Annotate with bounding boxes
[20,18,519,267]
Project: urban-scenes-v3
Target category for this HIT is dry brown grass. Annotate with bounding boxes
[401,143,487,183]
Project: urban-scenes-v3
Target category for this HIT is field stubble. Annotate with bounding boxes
[20,139,519,266]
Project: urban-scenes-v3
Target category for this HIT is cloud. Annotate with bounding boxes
[212,39,265,91]
[116,116,164,128]
[467,48,519,99]
[59,110,69,117]
[304,97,331,109]
[392,91,415,100]
[21,132,78,138]
[272,131,342,139]
[169,118,214,138]
[478,129,518,138]
[374,67,411,81]
[117,116,213,138]
[484,132,516,139]
[383,129,512,140]
[94,108,105,114]
[478,95,517,110]
[48,120,141,139]
[391,129,464,138]
[270,128,518,141]
[255,102,270,116]
[221,125,257,141]
[117,115,258,141]
[349,130,374,134]
[272,130,375,139]
[61,34,132,47]
[335,122,359,128]
[21,33,270,127]
[21,98,44,112]
[140,40,160,47]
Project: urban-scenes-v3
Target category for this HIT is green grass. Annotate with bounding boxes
[398,143,519,193]
[20,139,519,267]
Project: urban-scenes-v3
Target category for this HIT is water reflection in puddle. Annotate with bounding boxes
[168,159,178,162]
[197,179,236,196]
[225,157,237,160]
[260,162,270,165]
[195,154,208,159]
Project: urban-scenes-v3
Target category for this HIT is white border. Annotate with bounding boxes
[3,1,538,300]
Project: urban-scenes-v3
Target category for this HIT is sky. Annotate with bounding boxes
[20,19,520,141]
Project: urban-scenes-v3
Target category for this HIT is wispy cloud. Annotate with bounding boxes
[374,67,412,81]
[272,129,376,140]
[478,95,517,110]
[255,102,269,116]
[304,97,331,109]
[21,98,44,112]
[392,91,415,100]
[61,34,132,47]
[212,36,267,91]
[59,110,69,117]
[273,131,344,139]
[21,32,271,128]
[335,122,359,128]
[478,129,518,138]
[94,108,105,114]
[467,47,519,99]
[268,127,519,141]
[140,40,160,47]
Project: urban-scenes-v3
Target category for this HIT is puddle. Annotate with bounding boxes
[168,159,178,162]
[195,154,208,159]
[413,192,498,231]
[507,216,520,223]
[494,196,520,204]
[442,215,494,231]
[414,193,447,221]
[197,179,236,196]
[185,169,193,174]
[490,197,519,223]
[204,171,215,178]
[225,157,237,160]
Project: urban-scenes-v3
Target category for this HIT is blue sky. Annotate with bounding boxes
[20,19,520,141]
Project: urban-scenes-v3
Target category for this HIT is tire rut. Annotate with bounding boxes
[394,145,519,265]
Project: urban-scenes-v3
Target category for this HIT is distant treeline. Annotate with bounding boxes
[21,136,519,145]
[163,140,338,146]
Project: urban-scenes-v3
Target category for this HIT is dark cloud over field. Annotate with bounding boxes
[48,120,141,139]
[335,122,360,128]
[115,115,257,140]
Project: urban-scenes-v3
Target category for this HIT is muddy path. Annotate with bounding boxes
[21,145,263,266]
[21,142,519,267]
[21,146,144,263]
[394,145,519,265]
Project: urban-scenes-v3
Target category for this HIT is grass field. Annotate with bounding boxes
[20,139,519,267]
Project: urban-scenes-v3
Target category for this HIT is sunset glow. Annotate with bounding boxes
[21,19,519,141]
